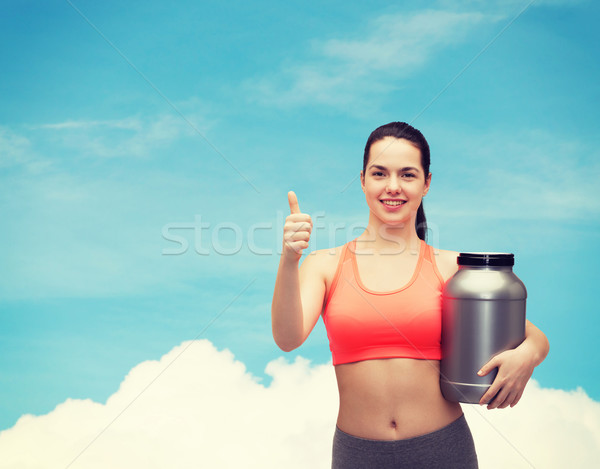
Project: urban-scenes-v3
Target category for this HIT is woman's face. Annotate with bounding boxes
[360,137,431,226]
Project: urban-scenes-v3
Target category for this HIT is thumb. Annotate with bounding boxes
[477,354,502,376]
[478,356,499,376]
[288,191,301,214]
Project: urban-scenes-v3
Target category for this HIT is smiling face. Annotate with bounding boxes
[360,137,431,226]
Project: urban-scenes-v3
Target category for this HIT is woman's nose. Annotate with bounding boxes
[386,176,401,193]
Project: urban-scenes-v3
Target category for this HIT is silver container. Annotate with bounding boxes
[440,252,526,403]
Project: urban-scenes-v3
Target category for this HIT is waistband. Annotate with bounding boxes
[334,414,469,451]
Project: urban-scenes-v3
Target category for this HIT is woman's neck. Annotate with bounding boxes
[356,217,421,255]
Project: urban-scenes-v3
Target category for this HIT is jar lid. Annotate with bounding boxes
[458,252,514,266]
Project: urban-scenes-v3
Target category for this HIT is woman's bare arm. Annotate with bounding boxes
[519,319,550,367]
[271,251,327,351]
[271,191,327,352]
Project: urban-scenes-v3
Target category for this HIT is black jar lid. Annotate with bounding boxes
[458,252,514,266]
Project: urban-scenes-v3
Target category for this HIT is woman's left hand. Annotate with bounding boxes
[477,345,536,410]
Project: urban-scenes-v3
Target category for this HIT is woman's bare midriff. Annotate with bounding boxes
[334,357,463,440]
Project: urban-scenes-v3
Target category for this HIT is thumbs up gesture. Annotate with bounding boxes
[283,191,313,262]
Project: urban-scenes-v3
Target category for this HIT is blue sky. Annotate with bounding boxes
[1,0,599,435]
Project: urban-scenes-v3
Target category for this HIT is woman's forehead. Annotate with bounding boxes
[367,138,422,168]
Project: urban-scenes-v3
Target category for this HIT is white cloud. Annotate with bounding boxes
[428,127,600,222]
[2,109,214,175]
[33,114,206,159]
[0,340,597,468]
[0,126,31,167]
[435,0,588,11]
[37,118,142,131]
[465,380,600,468]
[319,10,486,71]
[0,126,51,174]
[247,0,588,112]
[246,9,491,111]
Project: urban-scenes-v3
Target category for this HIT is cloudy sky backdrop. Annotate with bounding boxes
[1,0,599,467]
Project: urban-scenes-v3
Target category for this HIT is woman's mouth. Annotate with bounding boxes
[380,199,407,210]
[380,199,406,206]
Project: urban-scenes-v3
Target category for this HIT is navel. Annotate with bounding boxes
[390,419,397,429]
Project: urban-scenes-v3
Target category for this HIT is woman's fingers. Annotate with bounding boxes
[479,347,534,410]
[510,389,524,408]
[479,378,501,406]
[283,191,312,260]
[285,227,312,240]
[496,390,517,409]
[486,386,508,409]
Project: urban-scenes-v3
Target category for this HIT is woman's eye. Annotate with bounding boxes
[370,171,416,178]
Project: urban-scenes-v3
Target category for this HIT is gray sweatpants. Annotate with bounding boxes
[331,414,478,469]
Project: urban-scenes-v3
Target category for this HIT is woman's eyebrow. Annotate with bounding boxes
[368,164,420,172]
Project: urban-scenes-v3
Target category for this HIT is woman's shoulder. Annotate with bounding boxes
[429,246,460,283]
[301,244,346,282]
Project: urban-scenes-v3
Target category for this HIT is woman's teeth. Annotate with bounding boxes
[381,200,405,206]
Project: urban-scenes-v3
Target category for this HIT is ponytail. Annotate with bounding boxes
[416,202,427,242]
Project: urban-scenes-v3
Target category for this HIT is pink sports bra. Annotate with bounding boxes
[322,238,446,365]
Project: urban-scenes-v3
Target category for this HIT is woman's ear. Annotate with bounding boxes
[423,172,432,196]
[360,171,365,192]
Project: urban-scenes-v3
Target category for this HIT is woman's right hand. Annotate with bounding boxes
[283,191,313,263]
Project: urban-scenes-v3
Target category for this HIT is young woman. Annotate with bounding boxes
[271,122,549,468]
